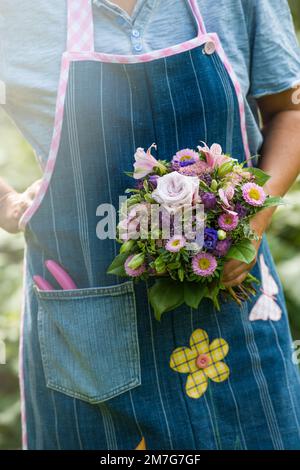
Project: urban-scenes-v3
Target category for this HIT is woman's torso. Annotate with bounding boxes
[1,0,263,163]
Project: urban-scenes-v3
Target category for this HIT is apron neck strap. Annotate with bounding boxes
[67,0,95,52]
[188,0,207,36]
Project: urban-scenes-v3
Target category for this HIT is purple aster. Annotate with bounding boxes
[192,252,218,277]
[235,202,249,219]
[218,213,239,231]
[201,192,217,210]
[172,149,198,169]
[214,239,232,257]
[203,228,218,251]
[165,236,186,252]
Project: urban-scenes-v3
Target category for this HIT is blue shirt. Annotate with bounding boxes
[0,0,300,162]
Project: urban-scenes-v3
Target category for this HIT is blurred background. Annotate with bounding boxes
[0,1,300,450]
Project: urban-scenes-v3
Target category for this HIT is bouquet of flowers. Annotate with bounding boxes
[107,142,283,320]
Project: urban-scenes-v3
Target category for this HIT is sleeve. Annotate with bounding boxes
[249,0,300,98]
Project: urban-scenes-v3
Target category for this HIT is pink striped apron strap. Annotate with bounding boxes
[188,0,207,36]
[67,0,95,52]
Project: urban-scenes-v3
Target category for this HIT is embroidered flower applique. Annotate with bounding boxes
[249,254,282,322]
[170,328,230,399]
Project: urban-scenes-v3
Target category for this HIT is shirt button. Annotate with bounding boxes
[134,43,143,52]
[132,29,140,38]
[203,41,216,55]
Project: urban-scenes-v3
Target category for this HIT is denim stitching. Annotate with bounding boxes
[36,285,141,403]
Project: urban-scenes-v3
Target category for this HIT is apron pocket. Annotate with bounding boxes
[35,281,141,404]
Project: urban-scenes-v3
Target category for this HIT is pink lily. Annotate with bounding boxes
[222,207,238,216]
[198,142,231,169]
[218,186,235,208]
[133,143,166,179]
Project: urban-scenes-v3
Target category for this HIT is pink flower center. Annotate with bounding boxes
[196,354,210,369]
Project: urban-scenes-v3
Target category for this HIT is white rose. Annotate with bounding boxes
[152,172,200,213]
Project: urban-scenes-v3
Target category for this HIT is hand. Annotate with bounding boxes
[0,179,42,234]
[222,210,273,287]
[222,238,261,287]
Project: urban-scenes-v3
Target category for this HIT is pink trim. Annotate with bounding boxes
[19,249,28,449]
[213,35,251,166]
[67,0,94,52]
[66,34,211,63]
[189,0,207,35]
[19,54,71,230]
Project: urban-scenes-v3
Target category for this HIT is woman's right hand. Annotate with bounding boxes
[0,179,42,233]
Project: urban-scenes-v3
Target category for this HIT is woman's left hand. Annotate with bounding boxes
[221,210,272,287]
[221,238,262,287]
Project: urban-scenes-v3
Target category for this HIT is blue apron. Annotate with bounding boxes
[19,0,300,450]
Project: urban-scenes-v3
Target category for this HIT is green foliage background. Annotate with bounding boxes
[0,3,300,449]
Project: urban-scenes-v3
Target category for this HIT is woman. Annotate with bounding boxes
[1,0,300,450]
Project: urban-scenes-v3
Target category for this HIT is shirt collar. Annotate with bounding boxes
[92,0,157,25]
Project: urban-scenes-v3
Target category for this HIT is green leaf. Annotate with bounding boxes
[184,282,208,309]
[144,194,156,203]
[120,240,136,254]
[205,284,221,311]
[226,239,256,264]
[167,262,181,270]
[247,167,271,186]
[148,279,184,321]
[106,253,128,276]
[217,161,234,178]
[178,267,185,282]
[263,196,286,208]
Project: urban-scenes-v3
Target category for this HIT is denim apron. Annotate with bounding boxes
[19,0,300,450]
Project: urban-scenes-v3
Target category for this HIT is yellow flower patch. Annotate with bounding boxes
[170,329,230,399]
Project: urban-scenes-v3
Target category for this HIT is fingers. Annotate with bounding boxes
[15,179,41,215]
[0,185,40,234]
[223,262,253,282]
[222,259,256,287]
[222,272,248,287]
[222,260,244,282]
[222,259,239,275]
[22,179,42,203]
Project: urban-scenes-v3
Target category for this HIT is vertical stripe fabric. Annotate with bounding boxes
[19,0,300,450]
